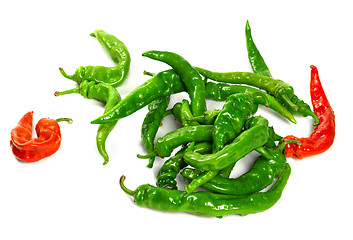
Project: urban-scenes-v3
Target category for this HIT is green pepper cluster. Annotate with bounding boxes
[55,30,131,165]
[55,22,314,217]
[105,21,310,217]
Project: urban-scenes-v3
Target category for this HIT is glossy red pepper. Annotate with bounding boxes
[283,65,335,159]
[10,111,72,162]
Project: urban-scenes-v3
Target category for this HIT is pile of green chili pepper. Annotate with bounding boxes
[55,22,334,217]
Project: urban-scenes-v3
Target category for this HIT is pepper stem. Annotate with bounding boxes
[136,152,157,159]
[59,67,75,80]
[251,91,270,107]
[119,175,136,196]
[307,110,320,126]
[143,70,155,77]
[55,118,73,124]
[184,170,218,194]
[54,86,80,97]
[277,139,302,153]
[279,91,299,111]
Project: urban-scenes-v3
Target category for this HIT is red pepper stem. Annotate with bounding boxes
[55,118,73,124]
[119,175,136,196]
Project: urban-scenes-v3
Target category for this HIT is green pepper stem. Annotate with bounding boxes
[251,91,270,107]
[255,147,274,160]
[119,175,135,196]
[54,86,80,96]
[55,118,73,124]
[278,90,299,111]
[277,139,302,153]
[137,152,157,159]
[143,70,155,77]
[59,67,75,80]
[308,110,320,126]
[184,170,219,194]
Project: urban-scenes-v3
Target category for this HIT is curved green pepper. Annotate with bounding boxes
[55,80,120,164]
[195,67,299,112]
[245,20,319,125]
[60,30,130,88]
[142,50,207,117]
[91,69,185,124]
[137,125,214,159]
[141,96,170,168]
[120,163,291,217]
[182,140,300,195]
[205,81,296,124]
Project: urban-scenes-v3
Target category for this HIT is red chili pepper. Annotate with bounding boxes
[283,65,335,159]
[10,111,72,162]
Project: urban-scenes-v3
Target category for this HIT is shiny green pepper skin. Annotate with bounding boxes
[154,125,214,158]
[91,69,185,124]
[60,30,131,87]
[181,146,288,195]
[183,116,270,171]
[142,50,207,117]
[120,164,291,217]
[141,96,171,168]
[156,142,212,190]
[212,92,260,153]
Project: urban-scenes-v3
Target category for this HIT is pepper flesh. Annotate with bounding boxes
[283,65,335,159]
[10,112,71,162]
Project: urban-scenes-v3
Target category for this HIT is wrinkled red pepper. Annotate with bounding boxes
[283,65,335,159]
[10,111,72,162]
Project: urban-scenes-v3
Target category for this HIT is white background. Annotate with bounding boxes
[1,0,351,239]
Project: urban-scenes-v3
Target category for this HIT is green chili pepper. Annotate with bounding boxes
[120,163,291,217]
[195,67,300,112]
[182,140,300,195]
[212,91,268,152]
[59,30,130,88]
[245,21,319,125]
[55,80,120,164]
[205,81,296,124]
[156,142,212,190]
[183,116,270,171]
[183,93,268,193]
[141,96,170,168]
[91,69,185,124]
[90,30,128,65]
[137,125,214,159]
[142,51,207,117]
[245,20,272,77]
[171,102,183,123]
